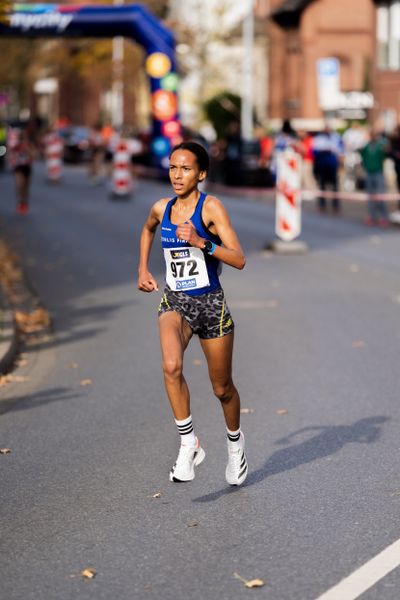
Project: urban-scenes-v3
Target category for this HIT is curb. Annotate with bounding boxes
[0,293,18,375]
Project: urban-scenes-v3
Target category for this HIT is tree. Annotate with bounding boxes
[203,91,241,139]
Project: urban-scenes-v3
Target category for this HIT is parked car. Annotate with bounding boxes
[59,126,91,163]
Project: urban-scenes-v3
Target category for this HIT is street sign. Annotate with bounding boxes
[316,57,340,111]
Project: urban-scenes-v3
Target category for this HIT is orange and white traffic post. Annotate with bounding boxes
[45,132,63,182]
[275,148,302,242]
[111,139,133,197]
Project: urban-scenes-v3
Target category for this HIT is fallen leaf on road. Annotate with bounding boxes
[80,379,92,386]
[192,359,203,365]
[0,448,11,454]
[240,408,255,414]
[152,492,162,498]
[352,341,365,348]
[16,358,28,367]
[187,521,198,527]
[234,572,265,588]
[349,264,360,273]
[276,409,288,416]
[14,308,50,333]
[81,567,96,579]
[245,579,265,589]
[0,374,30,386]
[68,362,78,369]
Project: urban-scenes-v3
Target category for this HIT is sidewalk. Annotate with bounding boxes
[0,238,51,377]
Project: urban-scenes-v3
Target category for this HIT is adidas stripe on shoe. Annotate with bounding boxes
[225,432,248,486]
[169,437,205,482]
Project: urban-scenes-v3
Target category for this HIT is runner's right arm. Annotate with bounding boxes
[137,199,165,292]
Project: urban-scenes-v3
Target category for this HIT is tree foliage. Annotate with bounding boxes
[203,91,241,139]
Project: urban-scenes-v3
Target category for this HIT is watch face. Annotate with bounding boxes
[204,240,212,252]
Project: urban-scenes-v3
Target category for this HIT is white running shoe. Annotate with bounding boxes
[169,437,205,482]
[225,433,248,486]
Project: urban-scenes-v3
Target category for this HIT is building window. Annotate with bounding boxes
[377,6,389,68]
[377,1,400,69]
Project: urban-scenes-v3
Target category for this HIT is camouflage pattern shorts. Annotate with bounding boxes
[158,286,234,339]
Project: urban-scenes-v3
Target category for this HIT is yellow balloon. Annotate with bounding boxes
[146,53,171,79]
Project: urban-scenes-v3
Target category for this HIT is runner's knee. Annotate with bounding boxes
[213,380,235,403]
[162,358,183,382]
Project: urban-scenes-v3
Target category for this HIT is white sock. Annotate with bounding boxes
[227,426,242,449]
[175,415,196,447]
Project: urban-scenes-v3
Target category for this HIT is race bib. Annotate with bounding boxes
[164,246,210,292]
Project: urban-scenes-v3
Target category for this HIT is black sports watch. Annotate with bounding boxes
[203,239,216,255]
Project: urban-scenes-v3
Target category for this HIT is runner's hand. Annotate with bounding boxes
[138,270,159,292]
[176,220,202,247]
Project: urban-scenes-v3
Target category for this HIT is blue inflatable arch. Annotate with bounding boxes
[0,3,181,168]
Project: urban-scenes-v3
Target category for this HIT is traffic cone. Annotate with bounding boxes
[110,139,133,198]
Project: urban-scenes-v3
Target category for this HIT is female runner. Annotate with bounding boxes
[138,141,248,486]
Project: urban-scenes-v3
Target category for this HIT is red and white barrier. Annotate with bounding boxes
[111,140,133,197]
[45,132,63,182]
[275,149,302,242]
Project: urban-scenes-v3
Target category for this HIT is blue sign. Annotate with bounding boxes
[317,58,340,78]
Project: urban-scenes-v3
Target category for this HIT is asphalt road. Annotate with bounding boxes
[1,163,400,600]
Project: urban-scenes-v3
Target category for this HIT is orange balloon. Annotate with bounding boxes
[152,90,177,121]
[146,53,171,78]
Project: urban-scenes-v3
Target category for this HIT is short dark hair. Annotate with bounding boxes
[169,141,209,172]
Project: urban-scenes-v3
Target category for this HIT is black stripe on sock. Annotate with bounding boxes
[177,424,194,435]
[227,432,240,442]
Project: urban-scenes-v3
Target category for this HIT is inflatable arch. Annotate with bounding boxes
[0,3,181,168]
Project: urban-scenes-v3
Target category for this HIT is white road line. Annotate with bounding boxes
[315,538,400,600]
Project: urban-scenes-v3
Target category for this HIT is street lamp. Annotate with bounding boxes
[241,0,254,141]
[112,0,124,129]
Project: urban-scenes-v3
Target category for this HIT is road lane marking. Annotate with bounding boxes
[315,538,400,600]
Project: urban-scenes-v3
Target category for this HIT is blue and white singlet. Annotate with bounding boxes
[161,192,221,296]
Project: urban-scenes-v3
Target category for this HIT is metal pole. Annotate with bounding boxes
[112,0,124,129]
[241,0,254,141]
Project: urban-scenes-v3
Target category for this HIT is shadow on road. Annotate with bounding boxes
[0,386,81,416]
[193,416,389,503]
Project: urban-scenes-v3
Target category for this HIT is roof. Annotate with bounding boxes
[270,0,317,28]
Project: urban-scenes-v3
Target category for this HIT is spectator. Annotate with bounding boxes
[342,122,368,192]
[312,126,343,213]
[359,130,390,226]
[222,120,242,186]
[389,124,400,210]
[88,124,106,184]
[298,130,316,191]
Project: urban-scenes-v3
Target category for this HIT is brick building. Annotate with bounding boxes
[267,0,376,130]
[372,0,400,130]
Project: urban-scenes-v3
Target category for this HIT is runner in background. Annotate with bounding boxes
[88,124,106,184]
[9,129,35,214]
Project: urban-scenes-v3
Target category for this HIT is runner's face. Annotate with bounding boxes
[169,150,205,197]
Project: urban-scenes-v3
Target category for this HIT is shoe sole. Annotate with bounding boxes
[169,446,206,483]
